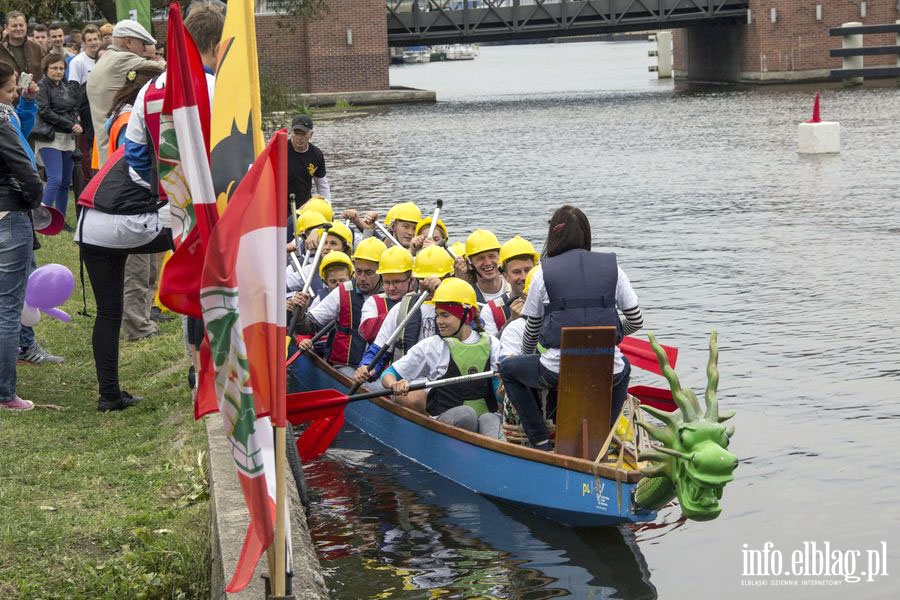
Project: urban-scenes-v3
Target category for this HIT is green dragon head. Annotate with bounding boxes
[636,331,738,521]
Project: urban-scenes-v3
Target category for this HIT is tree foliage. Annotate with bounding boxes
[1,0,329,28]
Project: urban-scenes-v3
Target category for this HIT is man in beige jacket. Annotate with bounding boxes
[85,19,160,168]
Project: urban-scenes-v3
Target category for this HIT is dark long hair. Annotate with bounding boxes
[107,64,164,118]
[542,205,592,258]
[0,62,14,88]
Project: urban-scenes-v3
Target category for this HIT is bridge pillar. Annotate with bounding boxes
[673,0,900,83]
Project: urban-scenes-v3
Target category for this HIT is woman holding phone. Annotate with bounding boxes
[31,53,82,227]
[0,62,45,411]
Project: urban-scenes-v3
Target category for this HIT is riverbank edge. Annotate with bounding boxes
[206,415,328,600]
[294,86,436,107]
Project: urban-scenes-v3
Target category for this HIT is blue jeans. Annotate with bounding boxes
[499,353,631,447]
[39,147,73,217]
[18,253,36,350]
[0,212,34,401]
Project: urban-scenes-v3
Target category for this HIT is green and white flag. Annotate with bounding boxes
[116,0,152,31]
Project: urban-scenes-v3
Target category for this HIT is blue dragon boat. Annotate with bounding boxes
[288,330,737,528]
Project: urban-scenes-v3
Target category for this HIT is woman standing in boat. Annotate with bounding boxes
[499,205,644,451]
[381,278,502,438]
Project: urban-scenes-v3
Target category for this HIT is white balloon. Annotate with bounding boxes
[21,304,41,327]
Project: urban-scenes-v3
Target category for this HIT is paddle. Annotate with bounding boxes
[374,220,403,247]
[286,319,337,367]
[287,370,499,462]
[426,199,442,239]
[288,223,332,337]
[287,193,309,281]
[620,335,678,376]
[628,385,677,412]
[347,289,430,394]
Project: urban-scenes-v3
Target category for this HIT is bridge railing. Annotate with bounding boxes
[387,0,749,45]
[829,21,900,84]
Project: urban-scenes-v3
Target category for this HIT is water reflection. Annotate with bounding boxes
[306,427,657,599]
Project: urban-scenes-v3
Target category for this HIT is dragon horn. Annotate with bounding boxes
[655,446,692,460]
[638,449,670,462]
[719,409,736,423]
[725,425,736,438]
[639,403,677,427]
[648,332,698,422]
[640,464,667,477]
[704,330,720,422]
[636,421,674,446]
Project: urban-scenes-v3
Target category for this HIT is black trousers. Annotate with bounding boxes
[82,246,128,399]
[80,232,172,399]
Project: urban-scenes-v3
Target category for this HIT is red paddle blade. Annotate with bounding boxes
[286,389,350,423]
[629,385,677,413]
[298,412,346,463]
[620,336,678,375]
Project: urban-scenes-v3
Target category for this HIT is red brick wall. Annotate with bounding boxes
[153,0,389,93]
[674,0,900,81]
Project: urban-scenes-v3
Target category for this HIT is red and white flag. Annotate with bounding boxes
[157,1,218,318]
[200,131,288,592]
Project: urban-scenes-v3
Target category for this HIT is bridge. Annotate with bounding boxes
[386,0,749,46]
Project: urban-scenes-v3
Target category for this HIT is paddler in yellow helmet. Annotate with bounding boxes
[354,245,454,384]
[461,229,509,305]
[358,245,415,343]
[293,237,388,377]
[482,235,540,336]
[381,278,502,437]
[409,216,448,255]
[288,215,353,300]
[384,201,422,249]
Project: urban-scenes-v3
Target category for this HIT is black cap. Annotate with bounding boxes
[292,115,313,132]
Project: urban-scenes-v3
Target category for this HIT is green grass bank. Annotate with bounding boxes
[0,220,210,598]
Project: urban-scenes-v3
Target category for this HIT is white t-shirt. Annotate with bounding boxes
[499,317,526,360]
[391,330,500,382]
[477,279,510,305]
[67,52,96,84]
[374,299,436,349]
[286,262,314,293]
[522,263,638,375]
[124,71,216,147]
[74,204,171,249]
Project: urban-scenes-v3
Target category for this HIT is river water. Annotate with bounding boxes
[301,41,900,599]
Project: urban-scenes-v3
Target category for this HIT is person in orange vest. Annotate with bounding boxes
[103,64,163,155]
[482,235,540,336]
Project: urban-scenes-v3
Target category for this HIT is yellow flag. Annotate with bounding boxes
[210,0,265,211]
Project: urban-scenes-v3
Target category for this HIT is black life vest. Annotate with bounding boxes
[539,249,621,349]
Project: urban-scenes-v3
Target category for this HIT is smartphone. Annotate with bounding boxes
[17,72,32,89]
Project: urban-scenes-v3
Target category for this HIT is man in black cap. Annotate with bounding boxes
[287,114,330,208]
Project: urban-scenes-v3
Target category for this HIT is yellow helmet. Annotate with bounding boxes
[427,277,477,308]
[322,221,353,249]
[523,267,538,295]
[296,210,328,235]
[465,229,501,258]
[319,251,354,280]
[389,201,422,225]
[415,217,448,238]
[298,196,334,222]
[376,245,414,275]
[412,245,455,279]
[352,237,387,264]
[499,235,540,267]
[449,241,466,258]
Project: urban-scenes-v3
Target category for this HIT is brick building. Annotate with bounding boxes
[673,0,900,82]
[153,0,389,93]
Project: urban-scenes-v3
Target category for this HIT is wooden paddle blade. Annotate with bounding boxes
[629,385,677,413]
[286,389,349,424]
[298,412,346,463]
[620,336,679,375]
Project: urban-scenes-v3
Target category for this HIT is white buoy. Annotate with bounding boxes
[798,93,840,154]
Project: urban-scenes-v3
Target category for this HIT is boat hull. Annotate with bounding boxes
[291,354,656,528]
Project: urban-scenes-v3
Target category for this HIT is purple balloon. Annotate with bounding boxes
[25,264,74,310]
